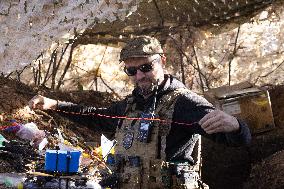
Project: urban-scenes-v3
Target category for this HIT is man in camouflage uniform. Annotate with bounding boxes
[29,36,251,189]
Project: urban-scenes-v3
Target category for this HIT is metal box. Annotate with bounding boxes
[204,82,275,134]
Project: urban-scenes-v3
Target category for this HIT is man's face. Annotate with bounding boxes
[124,55,165,96]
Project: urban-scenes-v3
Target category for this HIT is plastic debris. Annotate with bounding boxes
[0,173,25,188]
[57,128,64,143]
[101,134,116,160]
[3,120,22,133]
[38,137,48,150]
[0,134,8,147]
[16,122,45,146]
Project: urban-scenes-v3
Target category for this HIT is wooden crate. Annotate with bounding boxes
[204,82,275,134]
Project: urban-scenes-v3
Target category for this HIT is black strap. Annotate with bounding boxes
[55,150,59,172]
[66,151,71,173]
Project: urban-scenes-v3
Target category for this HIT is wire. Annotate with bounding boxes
[0,107,199,131]
[54,109,198,127]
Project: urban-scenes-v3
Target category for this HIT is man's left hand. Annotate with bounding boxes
[199,110,240,134]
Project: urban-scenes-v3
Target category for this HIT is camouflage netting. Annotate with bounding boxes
[18,5,284,96]
[1,0,283,74]
[78,0,284,44]
[0,0,143,73]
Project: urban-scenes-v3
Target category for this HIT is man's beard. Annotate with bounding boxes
[136,78,156,96]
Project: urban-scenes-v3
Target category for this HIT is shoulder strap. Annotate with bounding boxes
[117,95,135,129]
[156,88,189,160]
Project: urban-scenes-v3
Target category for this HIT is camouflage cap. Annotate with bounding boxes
[120,36,163,61]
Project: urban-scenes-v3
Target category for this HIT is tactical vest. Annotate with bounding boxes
[104,88,202,189]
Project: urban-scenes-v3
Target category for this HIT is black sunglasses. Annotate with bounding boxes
[124,58,158,76]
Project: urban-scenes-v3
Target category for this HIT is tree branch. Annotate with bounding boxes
[99,76,122,100]
[228,25,241,86]
[192,44,205,93]
[94,47,108,91]
[254,59,284,84]
[169,35,209,89]
[179,34,186,84]
[56,44,75,90]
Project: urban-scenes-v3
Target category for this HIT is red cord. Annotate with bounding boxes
[0,110,198,131]
[54,109,198,127]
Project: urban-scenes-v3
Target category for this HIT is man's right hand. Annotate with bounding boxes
[28,95,58,110]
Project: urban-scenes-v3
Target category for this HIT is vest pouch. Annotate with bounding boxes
[106,154,115,165]
[106,154,125,173]
[148,159,172,189]
[121,156,142,188]
[170,162,200,189]
[137,112,155,143]
[100,154,126,188]
[99,173,119,188]
[128,156,140,167]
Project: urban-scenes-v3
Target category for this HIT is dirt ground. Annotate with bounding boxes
[0,76,116,175]
[202,85,284,189]
[202,128,284,189]
[244,150,284,189]
[1,76,284,189]
[0,75,117,140]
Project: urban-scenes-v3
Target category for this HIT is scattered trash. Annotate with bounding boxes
[58,141,81,151]
[101,134,115,160]
[23,175,102,189]
[57,128,64,143]
[0,134,8,147]
[38,137,48,150]
[2,120,22,133]
[0,140,38,172]
[0,76,117,188]
[0,173,25,188]
[16,122,45,146]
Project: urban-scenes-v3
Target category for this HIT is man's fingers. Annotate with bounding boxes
[199,114,210,126]
[28,95,58,110]
[29,95,43,109]
[199,111,220,129]
[207,127,222,134]
[200,115,220,130]
[199,109,240,134]
[202,120,221,134]
[28,99,36,109]
[35,103,44,110]
[199,110,234,134]
[33,98,41,108]
[199,110,219,125]
[205,121,223,134]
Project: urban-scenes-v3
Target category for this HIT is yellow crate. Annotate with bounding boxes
[204,82,275,134]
